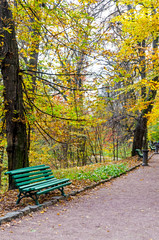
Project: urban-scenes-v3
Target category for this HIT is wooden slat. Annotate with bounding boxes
[37,182,71,195]
[29,178,70,191]
[12,169,52,179]
[5,165,49,175]
[19,177,57,190]
[14,172,53,183]
[20,178,60,191]
[16,176,55,188]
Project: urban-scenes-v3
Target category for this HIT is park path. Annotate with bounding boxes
[1,154,159,240]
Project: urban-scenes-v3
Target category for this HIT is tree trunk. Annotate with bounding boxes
[132,36,158,156]
[0,0,29,188]
[132,115,147,155]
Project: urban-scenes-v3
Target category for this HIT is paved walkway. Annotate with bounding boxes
[1,154,159,240]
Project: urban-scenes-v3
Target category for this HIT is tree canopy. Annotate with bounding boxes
[0,0,158,179]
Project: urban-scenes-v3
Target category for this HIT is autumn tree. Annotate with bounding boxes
[105,0,159,155]
[18,0,108,167]
[0,0,29,187]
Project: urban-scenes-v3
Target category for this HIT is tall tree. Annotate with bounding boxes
[0,0,29,187]
[110,0,158,155]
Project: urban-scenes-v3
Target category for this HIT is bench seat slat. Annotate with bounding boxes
[37,182,72,195]
[23,178,70,192]
[19,177,57,190]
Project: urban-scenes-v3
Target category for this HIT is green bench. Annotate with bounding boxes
[149,145,155,151]
[135,149,143,159]
[5,164,71,205]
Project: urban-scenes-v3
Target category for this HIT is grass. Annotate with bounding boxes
[54,162,128,182]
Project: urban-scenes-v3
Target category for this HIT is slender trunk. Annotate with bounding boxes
[116,138,118,161]
[113,133,115,161]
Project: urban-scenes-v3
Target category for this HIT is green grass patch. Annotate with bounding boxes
[54,163,128,182]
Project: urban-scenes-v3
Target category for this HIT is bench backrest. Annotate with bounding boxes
[5,165,55,188]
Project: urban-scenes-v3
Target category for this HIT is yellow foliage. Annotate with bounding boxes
[147,92,159,124]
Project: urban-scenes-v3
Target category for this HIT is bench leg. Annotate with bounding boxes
[16,192,22,204]
[16,191,39,205]
[28,192,39,205]
[59,187,66,197]
[34,193,39,205]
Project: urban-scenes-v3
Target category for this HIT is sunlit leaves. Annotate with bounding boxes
[111,0,158,103]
